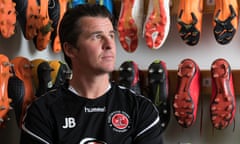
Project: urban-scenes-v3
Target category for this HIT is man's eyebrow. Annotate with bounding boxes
[90,31,102,35]
[110,30,115,34]
[90,30,115,35]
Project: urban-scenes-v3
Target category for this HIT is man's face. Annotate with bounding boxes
[72,16,116,75]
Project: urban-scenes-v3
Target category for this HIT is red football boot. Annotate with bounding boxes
[117,0,144,52]
[210,58,236,130]
[173,58,200,128]
[213,0,238,45]
[143,0,170,49]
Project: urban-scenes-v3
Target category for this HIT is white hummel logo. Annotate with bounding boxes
[62,117,76,129]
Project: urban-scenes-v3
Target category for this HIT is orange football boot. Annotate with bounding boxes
[143,0,170,49]
[10,57,36,127]
[177,0,203,46]
[0,0,16,38]
[173,58,200,128]
[117,0,144,52]
[213,0,238,45]
[0,54,12,127]
[210,58,236,130]
[25,0,40,40]
[34,0,53,51]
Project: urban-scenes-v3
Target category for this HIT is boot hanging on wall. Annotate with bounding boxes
[8,56,36,128]
[117,0,144,53]
[176,0,203,46]
[212,0,238,45]
[210,58,236,130]
[118,60,142,95]
[13,0,53,51]
[48,0,68,53]
[31,59,53,97]
[68,0,87,8]
[148,60,170,132]
[0,0,17,38]
[48,60,69,89]
[173,58,201,128]
[143,0,170,49]
[0,54,12,128]
[32,0,54,51]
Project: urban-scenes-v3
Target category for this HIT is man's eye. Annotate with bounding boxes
[91,34,102,40]
[96,34,102,39]
[109,34,115,39]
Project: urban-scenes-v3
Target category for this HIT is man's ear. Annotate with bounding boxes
[63,42,76,58]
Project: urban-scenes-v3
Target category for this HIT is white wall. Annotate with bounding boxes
[1,13,240,144]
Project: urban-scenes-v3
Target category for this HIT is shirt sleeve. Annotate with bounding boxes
[133,96,163,144]
[20,100,54,144]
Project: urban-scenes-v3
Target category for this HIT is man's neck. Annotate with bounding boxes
[69,73,111,99]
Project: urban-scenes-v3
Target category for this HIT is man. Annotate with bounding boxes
[20,4,163,144]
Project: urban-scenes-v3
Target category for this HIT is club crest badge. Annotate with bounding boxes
[108,111,131,132]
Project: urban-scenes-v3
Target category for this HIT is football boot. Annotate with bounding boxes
[96,0,114,15]
[31,59,53,97]
[173,58,200,128]
[213,0,238,45]
[8,56,36,128]
[13,0,40,40]
[0,54,12,127]
[210,58,236,130]
[177,0,203,46]
[49,60,69,89]
[117,0,144,52]
[8,64,24,128]
[148,60,170,131]
[0,0,16,38]
[118,61,141,95]
[143,0,170,49]
[33,0,54,51]
[68,0,86,8]
[48,0,69,53]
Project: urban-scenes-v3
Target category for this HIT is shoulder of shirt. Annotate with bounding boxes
[111,81,152,103]
[32,84,68,106]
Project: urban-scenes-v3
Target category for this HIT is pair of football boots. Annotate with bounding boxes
[118,60,170,132]
[173,58,235,130]
[13,0,70,52]
[0,56,36,128]
[177,0,238,46]
[117,0,170,52]
[7,57,68,128]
